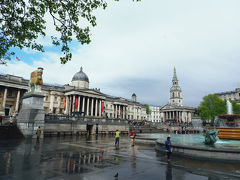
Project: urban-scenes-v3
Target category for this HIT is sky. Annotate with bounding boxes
[1,0,240,107]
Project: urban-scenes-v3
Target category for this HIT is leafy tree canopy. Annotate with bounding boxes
[144,104,151,115]
[231,100,240,114]
[198,94,227,123]
[0,0,140,65]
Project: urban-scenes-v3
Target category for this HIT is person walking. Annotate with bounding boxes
[130,130,137,146]
[115,130,120,148]
[36,126,41,141]
[165,136,172,161]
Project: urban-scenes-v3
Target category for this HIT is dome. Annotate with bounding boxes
[132,93,136,97]
[72,67,89,82]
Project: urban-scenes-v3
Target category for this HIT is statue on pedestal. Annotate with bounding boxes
[29,67,43,93]
[17,67,45,138]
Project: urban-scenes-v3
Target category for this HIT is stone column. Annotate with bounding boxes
[91,98,94,116]
[57,96,61,113]
[82,96,85,115]
[119,105,121,119]
[99,100,102,117]
[77,96,80,112]
[95,98,98,117]
[69,96,72,114]
[49,94,54,113]
[2,88,8,109]
[72,95,75,112]
[15,90,21,112]
[86,97,89,116]
[125,106,127,119]
[180,111,182,122]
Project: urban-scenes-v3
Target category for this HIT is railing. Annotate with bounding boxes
[44,114,129,125]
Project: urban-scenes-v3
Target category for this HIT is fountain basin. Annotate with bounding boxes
[215,114,240,140]
[156,139,240,161]
[138,134,240,161]
[216,128,240,140]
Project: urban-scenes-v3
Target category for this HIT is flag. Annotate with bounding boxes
[101,101,104,112]
[75,97,78,110]
[64,97,66,110]
[16,57,21,61]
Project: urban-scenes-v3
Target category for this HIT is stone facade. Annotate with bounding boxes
[17,93,45,138]
[215,88,240,104]
[0,68,147,121]
[148,106,161,122]
[148,68,195,123]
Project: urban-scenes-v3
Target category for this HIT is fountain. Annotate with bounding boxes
[215,100,240,140]
[136,100,240,161]
[138,133,240,161]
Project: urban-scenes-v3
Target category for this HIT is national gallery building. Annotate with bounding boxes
[0,67,147,121]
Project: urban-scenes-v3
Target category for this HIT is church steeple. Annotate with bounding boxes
[169,67,182,106]
[173,66,178,82]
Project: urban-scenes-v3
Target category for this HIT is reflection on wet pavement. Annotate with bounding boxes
[0,135,240,180]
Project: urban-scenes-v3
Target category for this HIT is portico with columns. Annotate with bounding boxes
[0,75,28,116]
[64,92,105,117]
[160,104,195,123]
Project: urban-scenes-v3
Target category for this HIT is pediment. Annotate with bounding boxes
[161,104,175,110]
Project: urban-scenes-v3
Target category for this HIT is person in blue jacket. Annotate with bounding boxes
[165,136,172,161]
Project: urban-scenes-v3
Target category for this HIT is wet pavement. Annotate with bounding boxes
[1,135,240,180]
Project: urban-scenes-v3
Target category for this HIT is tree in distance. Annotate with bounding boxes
[144,104,152,115]
[230,100,240,114]
[0,0,140,65]
[198,94,227,124]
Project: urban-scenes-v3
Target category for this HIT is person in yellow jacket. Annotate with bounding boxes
[115,130,120,147]
[36,126,41,141]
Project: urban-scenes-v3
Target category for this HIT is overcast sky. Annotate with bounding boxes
[1,0,240,107]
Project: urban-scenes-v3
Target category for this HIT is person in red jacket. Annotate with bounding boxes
[130,130,137,146]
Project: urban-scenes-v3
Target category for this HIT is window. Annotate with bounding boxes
[61,97,64,102]
[54,96,57,101]
[45,96,48,101]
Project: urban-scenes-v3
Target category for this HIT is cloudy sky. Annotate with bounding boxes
[1,0,240,107]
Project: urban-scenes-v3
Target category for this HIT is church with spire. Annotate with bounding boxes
[169,67,182,106]
[148,67,196,123]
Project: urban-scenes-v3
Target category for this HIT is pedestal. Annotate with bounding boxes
[17,92,45,138]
